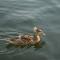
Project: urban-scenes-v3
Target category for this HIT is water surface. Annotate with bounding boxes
[0,0,60,60]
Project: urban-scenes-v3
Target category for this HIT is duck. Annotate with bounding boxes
[6,26,45,46]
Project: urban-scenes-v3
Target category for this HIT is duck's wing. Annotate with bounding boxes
[19,35,33,44]
[6,34,34,45]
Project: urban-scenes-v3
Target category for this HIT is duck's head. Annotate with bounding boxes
[33,26,45,36]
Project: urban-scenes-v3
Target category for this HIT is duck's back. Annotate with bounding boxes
[11,35,33,45]
[20,35,33,45]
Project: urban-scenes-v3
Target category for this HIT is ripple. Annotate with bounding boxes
[0,42,32,56]
[0,35,33,56]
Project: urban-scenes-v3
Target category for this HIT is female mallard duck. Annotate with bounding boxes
[6,27,45,46]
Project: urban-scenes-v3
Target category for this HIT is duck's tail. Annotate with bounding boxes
[5,39,14,44]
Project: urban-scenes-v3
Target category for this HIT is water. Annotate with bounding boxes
[0,0,60,60]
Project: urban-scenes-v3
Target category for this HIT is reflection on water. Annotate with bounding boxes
[0,0,60,60]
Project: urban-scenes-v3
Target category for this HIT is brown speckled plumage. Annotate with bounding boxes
[6,27,45,46]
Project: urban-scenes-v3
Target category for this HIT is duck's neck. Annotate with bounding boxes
[34,32,40,43]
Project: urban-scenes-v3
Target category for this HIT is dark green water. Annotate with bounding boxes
[0,0,60,60]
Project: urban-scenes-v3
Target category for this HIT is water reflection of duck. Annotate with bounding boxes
[6,27,45,46]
